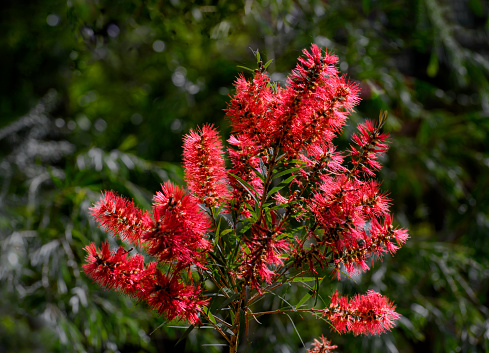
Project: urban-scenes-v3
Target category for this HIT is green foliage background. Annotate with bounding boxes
[1,0,488,352]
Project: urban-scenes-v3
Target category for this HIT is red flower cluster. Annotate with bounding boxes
[144,182,211,267]
[83,242,156,297]
[85,182,210,324]
[83,44,408,348]
[90,191,152,245]
[307,335,338,353]
[323,290,400,335]
[349,120,389,177]
[308,168,407,278]
[226,44,359,158]
[83,242,206,323]
[239,222,290,290]
[183,124,230,207]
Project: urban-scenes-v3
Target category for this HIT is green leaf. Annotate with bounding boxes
[292,277,322,282]
[149,320,168,335]
[250,166,266,182]
[218,292,241,312]
[214,218,222,242]
[203,306,217,324]
[272,166,302,180]
[295,291,313,309]
[263,59,274,70]
[228,172,260,204]
[294,277,324,309]
[236,65,254,73]
[267,174,298,197]
[254,49,261,63]
[220,229,233,236]
[207,248,226,268]
[175,325,194,346]
[238,217,256,236]
[271,200,298,210]
[229,238,241,264]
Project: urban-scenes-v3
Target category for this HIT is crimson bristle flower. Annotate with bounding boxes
[239,225,289,291]
[324,290,400,336]
[299,142,345,177]
[225,44,360,158]
[183,123,230,207]
[90,191,153,246]
[145,270,208,324]
[227,135,264,213]
[307,335,337,353]
[143,182,211,266]
[311,175,366,245]
[368,215,409,256]
[359,180,391,218]
[83,242,207,324]
[349,120,389,176]
[225,72,274,145]
[275,45,360,156]
[327,214,409,280]
[287,44,339,91]
[82,242,156,298]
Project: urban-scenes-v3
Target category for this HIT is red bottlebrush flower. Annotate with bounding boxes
[227,135,264,213]
[299,142,344,175]
[328,214,408,279]
[307,335,338,353]
[82,242,156,298]
[359,180,391,218]
[145,270,208,324]
[311,175,366,247]
[287,44,338,91]
[81,44,408,346]
[143,182,211,266]
[239,225,289,290]
[349,120,389,177]
[183,124,230,207]
[272,45,360,157]
[369,215,409,256]
[90,191,153,246]
[225,72,274,145]
[324,290,400,336]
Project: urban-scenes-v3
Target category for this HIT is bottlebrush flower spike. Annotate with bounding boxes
[183,123,230,207]
[359,180,391,218]
[90,191,153,246]
[349,120,389,177]
[225,72,274,145]
[82,242,156,298]
[227,134,264,212]
[323,290,400,335]
[299,142,345,178]
[143,182,211,266]
[307,335,338,353]
[239,225,289,290]
[273,45,360,157]
[145,270,208,324]
[368,214,410,257]
[311,175,366,247]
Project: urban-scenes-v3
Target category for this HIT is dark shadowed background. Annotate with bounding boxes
[1,0,488,352]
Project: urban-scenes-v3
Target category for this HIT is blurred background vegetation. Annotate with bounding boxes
[1,0,488,352]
